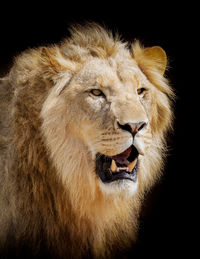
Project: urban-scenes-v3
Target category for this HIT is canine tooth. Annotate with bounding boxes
[128,159,137,172]
[111,159,117,172]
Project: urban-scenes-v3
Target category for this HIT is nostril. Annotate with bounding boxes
[117,122,132,133]
[138,122,147,132]
[117,121,147,135]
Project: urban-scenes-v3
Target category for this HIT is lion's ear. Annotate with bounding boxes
[132,42,167,76]
[143,46,167,75]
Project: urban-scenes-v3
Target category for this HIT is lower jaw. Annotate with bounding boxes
[105,169,138,183]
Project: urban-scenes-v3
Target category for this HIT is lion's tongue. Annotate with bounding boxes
[111,146,132,165]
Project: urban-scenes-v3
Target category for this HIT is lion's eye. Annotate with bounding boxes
[137,88,146,95]
[90,89,104,96]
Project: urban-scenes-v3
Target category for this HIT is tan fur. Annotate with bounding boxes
[0,23,174,258]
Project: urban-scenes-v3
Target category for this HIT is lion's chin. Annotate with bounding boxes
[99,179,138,197]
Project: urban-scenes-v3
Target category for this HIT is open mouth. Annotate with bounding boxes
[96,145,139,183]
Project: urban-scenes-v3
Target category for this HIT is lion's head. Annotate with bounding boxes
[6,23,174,256]
[37,24,173,200]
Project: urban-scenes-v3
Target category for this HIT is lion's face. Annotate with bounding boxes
[45,57,155,196]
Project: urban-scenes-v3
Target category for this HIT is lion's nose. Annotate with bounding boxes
[117,121,147,136]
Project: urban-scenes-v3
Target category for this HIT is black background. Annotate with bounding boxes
[0,2,197,258]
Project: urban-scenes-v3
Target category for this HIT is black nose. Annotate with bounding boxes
[117,121,147,135]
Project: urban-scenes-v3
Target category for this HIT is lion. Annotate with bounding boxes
[0,23,174,258]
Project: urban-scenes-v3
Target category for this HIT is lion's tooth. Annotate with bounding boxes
[128,159,137,172]
[111,159,117,172]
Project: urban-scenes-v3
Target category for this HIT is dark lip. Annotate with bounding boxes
[96,145,139,183]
